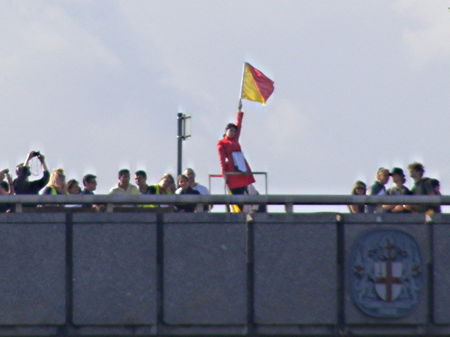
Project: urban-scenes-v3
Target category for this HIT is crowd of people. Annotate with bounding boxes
[349,162,442,214]
[0,105,262,214]
[0,96,444,214]
[0,151,210,213]
[0,151,444,215]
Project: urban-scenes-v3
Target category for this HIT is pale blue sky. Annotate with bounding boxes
[1,1,449,206]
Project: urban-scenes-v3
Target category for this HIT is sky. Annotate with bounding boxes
[1,0,449,209]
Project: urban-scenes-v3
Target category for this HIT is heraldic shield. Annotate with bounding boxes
[349,229,423,318]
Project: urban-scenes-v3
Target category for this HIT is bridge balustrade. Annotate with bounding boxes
[0,195,448,336]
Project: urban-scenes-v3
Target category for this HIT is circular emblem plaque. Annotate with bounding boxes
[349,229,423,318]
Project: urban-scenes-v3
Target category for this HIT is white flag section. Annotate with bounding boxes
[231,152,247,172]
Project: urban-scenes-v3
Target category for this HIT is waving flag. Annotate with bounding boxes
[241,63,274,104]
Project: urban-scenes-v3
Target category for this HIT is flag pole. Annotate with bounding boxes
[238,62,246,112]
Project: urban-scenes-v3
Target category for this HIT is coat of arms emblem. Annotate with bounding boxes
[349,229,423,318]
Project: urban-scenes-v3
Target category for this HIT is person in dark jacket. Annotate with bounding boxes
[404,162,435,213]
[82,174,97,195]
[13,151,49,195]
[382,167,411,213]
[428,178,441,214]
[175,174,199,212]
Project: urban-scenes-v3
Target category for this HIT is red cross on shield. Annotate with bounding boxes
[374,261,403,302]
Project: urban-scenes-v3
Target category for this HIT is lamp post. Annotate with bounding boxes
[177,112,191,177]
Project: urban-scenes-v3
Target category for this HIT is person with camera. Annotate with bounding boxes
[13,151,50,195]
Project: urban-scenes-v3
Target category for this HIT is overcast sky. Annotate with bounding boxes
[1,1,449,207]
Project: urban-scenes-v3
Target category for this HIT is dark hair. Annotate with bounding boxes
[351,180,366,195]
[223,123,238,137]
[408,162,425,174]
[225,123,237,131]
[67,179,79,190]
[178,174,189,181]
[16,164,30,178]
[83,174,96,185]
[118,169,130,178]
[177,174,189,188]
[135,170,147,179]
[430,178,440,189]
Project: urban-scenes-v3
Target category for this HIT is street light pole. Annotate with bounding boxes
[177,113,183,177]
[177,112,191,177]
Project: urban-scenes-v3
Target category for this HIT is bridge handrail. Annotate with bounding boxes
[0,194,448,206]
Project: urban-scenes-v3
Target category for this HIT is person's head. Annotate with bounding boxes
[389,167,406,185]
[134,170,147,187]
[177,174,190,191]
[82,174,97,192]
[408,162,425,181]
[376,168,390,185]
[49,168,65,188]
[159,173,175,192]
[118,169,130,187]
[352,181,366,195]
[15,163,31,179]
[183,168,195,185]
[67,179,81,194]
[0,169,7,182]
[224,123,237,138]
[430,178,440,194]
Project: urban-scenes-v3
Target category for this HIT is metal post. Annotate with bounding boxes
[177,112,192,177]
[177,112,183,177]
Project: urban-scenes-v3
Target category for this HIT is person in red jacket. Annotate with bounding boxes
[217,103,255,202]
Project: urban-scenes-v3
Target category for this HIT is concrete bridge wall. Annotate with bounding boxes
[0,211,449,336]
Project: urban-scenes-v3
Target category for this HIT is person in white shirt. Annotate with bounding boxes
[109,169,139,195]
[183,168,210,212]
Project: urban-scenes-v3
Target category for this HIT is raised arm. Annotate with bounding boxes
[23,151,35,167]
[38,154,49,172]
[234,111,244,141]
[5,172,14,195]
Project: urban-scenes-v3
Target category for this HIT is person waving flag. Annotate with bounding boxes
[216,63,274,212]
[216,100,255,212]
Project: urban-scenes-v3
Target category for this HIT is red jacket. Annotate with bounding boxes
[216,111,255,189]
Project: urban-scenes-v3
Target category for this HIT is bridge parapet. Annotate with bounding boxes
[0,198,449,336]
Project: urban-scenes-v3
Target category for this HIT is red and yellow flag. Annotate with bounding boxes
[241,63,274,104]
